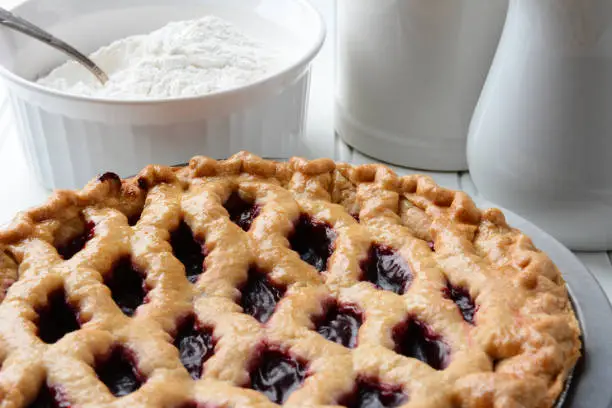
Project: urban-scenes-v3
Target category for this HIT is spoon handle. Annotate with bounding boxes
[0,7,108,84]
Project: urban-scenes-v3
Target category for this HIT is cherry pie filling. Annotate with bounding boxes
[36,289,80,344]
[314,303,363,349]
[56,221,95,260]
[240,268,285,324]
[95,347,144,397]
[288,215,336,272]
[361,245,413,295]
[393,319,450,371]
[176,403,213,408]
[29,384,68,408]
[104,258,147,317]
[249,349,307,405]
[174,316,215,379]
[170,221,207,283]
[339,378,408,408]
[224,192,261,232]
[442,282,477,324]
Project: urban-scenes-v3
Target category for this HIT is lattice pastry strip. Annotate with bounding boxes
[0,152,580,408]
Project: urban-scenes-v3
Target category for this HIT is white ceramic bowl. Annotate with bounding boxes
[0,0,325,189]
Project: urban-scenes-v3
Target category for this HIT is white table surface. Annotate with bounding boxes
[0,0,610,305]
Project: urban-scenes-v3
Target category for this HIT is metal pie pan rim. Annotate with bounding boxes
[475,197,612,408]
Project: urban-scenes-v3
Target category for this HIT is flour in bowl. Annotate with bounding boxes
[37,16,281,99]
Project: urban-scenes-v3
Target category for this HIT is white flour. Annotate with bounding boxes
[37,16,280,99]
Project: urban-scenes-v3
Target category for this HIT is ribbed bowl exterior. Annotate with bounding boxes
[7,72,311,190]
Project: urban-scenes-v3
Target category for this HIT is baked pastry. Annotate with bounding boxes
[0,152,581,408]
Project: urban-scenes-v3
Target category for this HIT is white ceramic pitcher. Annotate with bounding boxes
[335,0,508,170]
[468,0,612,250]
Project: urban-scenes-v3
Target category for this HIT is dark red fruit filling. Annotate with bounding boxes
[170,221,207,284]
[250,349,307,404]
[137,177,149,190]
[56,221,95,260]
[95,347,143,397]
[177,403,214,408]
[427,241,435,251]
[288,215,336,272]
[174,316,215,379]
[442,283,477,325]
[339,378,408,408]
[127,212,142,226]
[104,258,146,317]
[393,320,450,370]
[36,289,80,344]
[28,384,69,408]
[361,245,413,295]
[224,192,261,232]
[314,303,363,349]
[97,172,121,184]
[240,269,284,324]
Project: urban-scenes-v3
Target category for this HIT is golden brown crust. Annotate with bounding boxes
[0,151,581,408]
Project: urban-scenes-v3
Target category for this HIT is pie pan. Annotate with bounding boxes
[475,198,612,408]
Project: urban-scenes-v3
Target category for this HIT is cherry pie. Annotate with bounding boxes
[0,152,581,408]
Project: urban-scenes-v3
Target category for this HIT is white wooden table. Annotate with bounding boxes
[0,0,610,305]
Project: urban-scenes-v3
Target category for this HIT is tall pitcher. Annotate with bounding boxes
[468,0,612,250]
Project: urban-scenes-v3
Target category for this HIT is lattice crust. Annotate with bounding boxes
[0,152,581,408]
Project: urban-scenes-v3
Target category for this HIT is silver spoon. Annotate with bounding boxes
[0,7,109,85]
